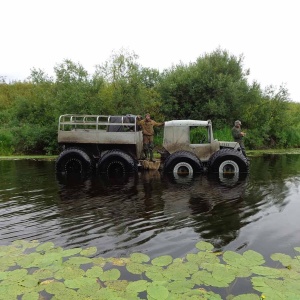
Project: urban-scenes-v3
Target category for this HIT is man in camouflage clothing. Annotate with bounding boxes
[137,113,164,162]
[232,120,247,157]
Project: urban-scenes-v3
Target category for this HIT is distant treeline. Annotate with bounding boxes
[1,48,300,155]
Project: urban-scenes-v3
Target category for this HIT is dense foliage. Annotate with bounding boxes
[0,48,299,155]
[1,240,300,299]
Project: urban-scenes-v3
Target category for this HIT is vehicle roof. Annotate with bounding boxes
[165,120,210,127]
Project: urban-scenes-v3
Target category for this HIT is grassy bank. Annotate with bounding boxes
[1,148,300,161]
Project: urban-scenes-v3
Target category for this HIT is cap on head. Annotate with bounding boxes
[235,120,242,126]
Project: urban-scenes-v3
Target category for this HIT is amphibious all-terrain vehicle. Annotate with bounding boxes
[55,115,249,176]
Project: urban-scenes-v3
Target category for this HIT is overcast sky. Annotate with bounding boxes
[1,0,299,102]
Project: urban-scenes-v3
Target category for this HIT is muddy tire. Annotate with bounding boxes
[55,148,93,174]
[98,150,138,175]
[163,151,203,177]
[208,148,249,174]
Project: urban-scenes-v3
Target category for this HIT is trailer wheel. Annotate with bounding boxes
[98,150,137,175]
[163,151,203,177]
[208,148,249,174]
[55,148,93,174]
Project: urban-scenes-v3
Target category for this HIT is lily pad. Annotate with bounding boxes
[130,252,150,263]
[80,246,97,256]
[151,255,173,267]
[64,276,98,289]
[147,283,169,300]
[99,268,121,281]
[85,265,103,278]
[36,242,55,252]
[195,241,214,251]
[126,280,149,293]
[126,262,148,274]
[22,291,40,300]
[64,256,92,266]
[54,266,85,280]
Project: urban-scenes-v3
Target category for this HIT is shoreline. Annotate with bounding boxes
[1,148,300,161]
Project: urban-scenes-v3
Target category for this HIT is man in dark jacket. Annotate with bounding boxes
[232,120,247,157]
[137,113,164,162]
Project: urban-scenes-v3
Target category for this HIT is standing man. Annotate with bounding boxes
[232,120,247,157]
[137,113,164,162]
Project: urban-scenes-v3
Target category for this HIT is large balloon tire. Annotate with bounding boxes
[208,148,249,174]
[98,150,138,175]
[55,148,94,175]
[163,151,203,176]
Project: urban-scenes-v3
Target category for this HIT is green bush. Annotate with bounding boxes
[0,129,14,155]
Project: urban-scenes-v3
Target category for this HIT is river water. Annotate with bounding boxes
[1,155,300,262]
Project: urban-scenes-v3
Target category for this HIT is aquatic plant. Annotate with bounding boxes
[0,240,299,299]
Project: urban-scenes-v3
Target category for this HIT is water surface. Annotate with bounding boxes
[1,155,300,262]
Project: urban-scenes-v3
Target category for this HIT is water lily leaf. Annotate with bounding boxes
[126,262,148,274]
[36,242,55,252]
[80,246,97,256]
[163,268,189,281]
[99,268,121,281]
[64,256,92,266]
[209,264,236,284]
[22,291,40,300]
[167,279,194,293]
[0,283,22,300]
[147,282,169,300]
[105,279,129,291]
[147,283,169,300]
[31,268,53,280]
[231,294,260,300]
[191,270,208,285]
[192,269,232,288]
[18,275,39,288]
[44,281,66,295]
[270,253,292,266]
[16,253,40,268]
[130,252,150,263]
[144,265,165,281]
[0,256,16,270]
[223,251,259,268]
[278,268,300,280]
[186,252,219,266]
[229,265,252,278]
[107,257,130,266]
[48,246,64,253]
[94,287,124,300]
[92,256,107,266]
[182,261,199,275]
[6,269,28,281]
[64,277,98,289]
[251,266,282,278]
[30,252,63,268]
[195,241,214,251]
[0,271,7,280]
[173,258,184,263]
[86,265,103,278]
[151,255,173,267]
[126,280,149,293]
[167,261,197,277]
[77,283,101,297]
[61,248,82,257]
[294,247,300,253]
[54,266,85,280]
[243,250,265,266]
[12,239,40,250]
[53,286,80,300]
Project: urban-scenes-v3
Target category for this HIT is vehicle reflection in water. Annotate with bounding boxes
[56,170,249,257]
